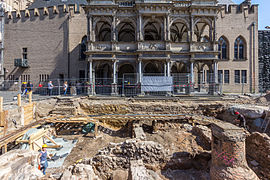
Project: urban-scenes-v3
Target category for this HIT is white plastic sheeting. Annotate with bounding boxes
[141,76,173,92]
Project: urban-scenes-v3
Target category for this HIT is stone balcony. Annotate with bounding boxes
[88,41,218,54]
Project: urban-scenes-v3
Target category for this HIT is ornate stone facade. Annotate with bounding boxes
[85,0,258,94]
[2,0,258,94]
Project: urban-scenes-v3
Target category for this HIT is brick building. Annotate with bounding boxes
[2,0,259,95]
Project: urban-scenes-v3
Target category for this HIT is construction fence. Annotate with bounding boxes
[0,73,256,97]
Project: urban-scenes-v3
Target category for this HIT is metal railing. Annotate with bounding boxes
[0,73,259,97]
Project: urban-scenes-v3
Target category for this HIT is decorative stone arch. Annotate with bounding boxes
[170,18,190,42]
[118,63,136,78]
[94,17,112,42]
[143,17,164,41]
[193,17,213,42]
[200,63,213,84]
[234,35,247,60]
[143,61,163,75]
[169,18,190,30]
[95,62,112,78]
[171,62,188,74]
[116,18,136,42]
[218,35,230,60]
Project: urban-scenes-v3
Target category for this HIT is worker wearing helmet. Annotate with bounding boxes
[38,144,51,175]
[235,111,247,129]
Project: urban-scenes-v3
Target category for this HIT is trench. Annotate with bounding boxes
[0,97,269,180]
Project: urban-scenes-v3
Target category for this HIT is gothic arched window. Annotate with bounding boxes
[218,36,228,59]
[95,21,111,41]
[234,36,246,60]
[144,21,162,41]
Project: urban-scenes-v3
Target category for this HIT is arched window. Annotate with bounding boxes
[95,21,111,41]
[80,36,87,60]
[234,36,245,59]
[194,21,211,42]
[117,21,135,42]
[144,21,161,41]
[218,37,228,59]
[170,21,188,42]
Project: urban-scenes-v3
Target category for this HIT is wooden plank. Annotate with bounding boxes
[29,91,32,103]
[29,130,47,144]
[3,111,8,135]
[0,97,3,112]
[0,111,4,127]
[47,145,62,149]
[17,94,21,107]
[44,134,59,146]
[16,139,29,144]
[33,140,42,150]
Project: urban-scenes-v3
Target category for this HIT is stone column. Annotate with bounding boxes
[189,61,194,93]
[214,60,218,84]
[111,58,118,95]
[210,122,259,180]
[190,16,194,42]
[167,15,170,41]
[88,14,93,42]
[88,56,94,95]
[138,59,142,83]
[190,61,194,84]
[112,14,117,41]
[164,16,167,41]
[139,14,143,41]
[213,17,217,42]
[167,60,171,77]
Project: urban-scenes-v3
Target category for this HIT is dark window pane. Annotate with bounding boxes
[239,44,244,59]
[235,70,240,83]
[218,70,223,83]
[222,42,227,59]
[241,70,247,83]
[224,70,230,83]
[234,42,238,59]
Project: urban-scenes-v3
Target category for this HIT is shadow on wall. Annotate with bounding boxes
[161,151,211,180]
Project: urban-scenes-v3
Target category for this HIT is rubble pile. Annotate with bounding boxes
[246,132,270,179]
[61,163,99,180]
[91,139,165,178]
[192,125,212,150]
[61,139,165,179]
[0,149,43,179]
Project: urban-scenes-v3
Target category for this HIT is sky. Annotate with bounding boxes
[234,0,270,30]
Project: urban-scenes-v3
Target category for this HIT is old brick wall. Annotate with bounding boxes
[4,5,87,85]
[258,30,270,93]
[216,5,259,93]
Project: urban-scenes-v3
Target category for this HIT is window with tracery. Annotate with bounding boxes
[218,37,228,59]
[234,36,245,60]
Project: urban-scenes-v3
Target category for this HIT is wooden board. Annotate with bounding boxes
[0,111,5,127]
[23,103,34,126]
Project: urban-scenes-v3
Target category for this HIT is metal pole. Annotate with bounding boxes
[58,79,60,96]
[122,74,125,96]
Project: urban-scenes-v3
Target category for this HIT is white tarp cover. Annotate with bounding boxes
[141,76,173,92]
